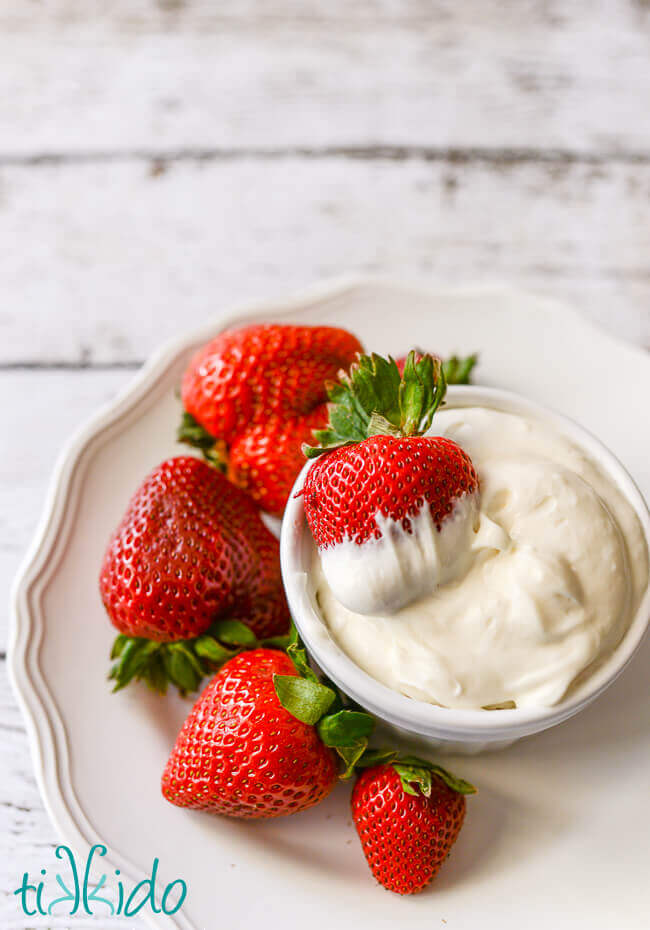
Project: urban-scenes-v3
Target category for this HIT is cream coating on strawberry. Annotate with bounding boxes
[302,352,480,614]
[318,493,480,614]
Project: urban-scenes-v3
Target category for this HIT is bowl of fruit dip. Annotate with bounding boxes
[280,353,650,753]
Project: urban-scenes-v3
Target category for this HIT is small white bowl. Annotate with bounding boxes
[280,386,650,753]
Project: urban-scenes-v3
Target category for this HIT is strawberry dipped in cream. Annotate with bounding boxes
[302,352,649,710]
[303,352,479,615]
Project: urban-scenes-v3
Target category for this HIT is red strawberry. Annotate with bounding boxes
[302,352,479,613]
[179,324,363,516]
[100,456,289,692]
[351,760,472,895]
[304,434,478,548]
[161,649,338,819]
[227,407,328,517]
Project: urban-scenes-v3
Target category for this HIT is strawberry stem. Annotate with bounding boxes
[356,749,476,796]
[398,354,446,436]
[303,350,449,457]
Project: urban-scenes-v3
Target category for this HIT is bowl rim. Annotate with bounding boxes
[280,385,650,741]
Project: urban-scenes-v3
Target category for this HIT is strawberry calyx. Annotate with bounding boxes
[273,626,475,791]
[304,349,477,458]
[110,618,291,696]
[273,626,376,776]
[355,749,476,796]
[177,411,228,472]
[397,350,477,386]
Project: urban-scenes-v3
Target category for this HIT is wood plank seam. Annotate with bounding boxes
[2,147,650,166]
[0,362,144,372]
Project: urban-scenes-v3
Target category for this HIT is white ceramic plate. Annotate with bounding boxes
[10,279,650,930]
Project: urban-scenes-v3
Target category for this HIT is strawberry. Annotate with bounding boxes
[351,757,475,895]
[304,434,478,549]
[302,352,479,613]
[227,407,328,518]
[100,456,289,693]
[162,628,476,864]
[161,648,339,819]
[179,323,363,516]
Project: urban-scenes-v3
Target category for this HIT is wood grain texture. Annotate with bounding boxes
[0,370,130,651]
[1,157,649,365]
[2,1,650,156]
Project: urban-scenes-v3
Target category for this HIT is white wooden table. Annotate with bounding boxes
[1,2,649,927]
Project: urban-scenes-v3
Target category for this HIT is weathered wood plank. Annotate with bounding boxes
[2,1,650,155]
[0,664,62,921]
[0,370,131,651]
[1,157,648,365]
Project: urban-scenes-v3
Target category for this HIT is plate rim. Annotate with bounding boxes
[7,274,650,930]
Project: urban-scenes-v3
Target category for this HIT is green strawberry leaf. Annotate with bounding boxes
[194,635,236,663]
[286,639,320,684]
[172,643,205,675]
[366,412,402,437]
[273,675,337,725]
[111,639,159,692]
[166,646,204,695]
[427,765,477,795]
[337,746,477,795]
[443,353,478,385]
[317,710,375,748]
[177,410,228,472]
[262,633,293,650]
[337,740,370,779]
[110,633,129,660]
[286,621,300,650]
[393,763,434,798]
[146,653,169,695]
[352,354,402,430]
[394,754,431,767]
[210,618,258,647]
[392,755,476,796]
[108,616,270,696]
[398,353,446,436]
[304,349,451,455]
[177,410,214,449]
[317,674,346,714]
[354,748,398,768]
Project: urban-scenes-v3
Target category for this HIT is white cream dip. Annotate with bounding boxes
[313,407,649,709]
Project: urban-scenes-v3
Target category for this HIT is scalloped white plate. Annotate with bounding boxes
[10,279,650,930]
